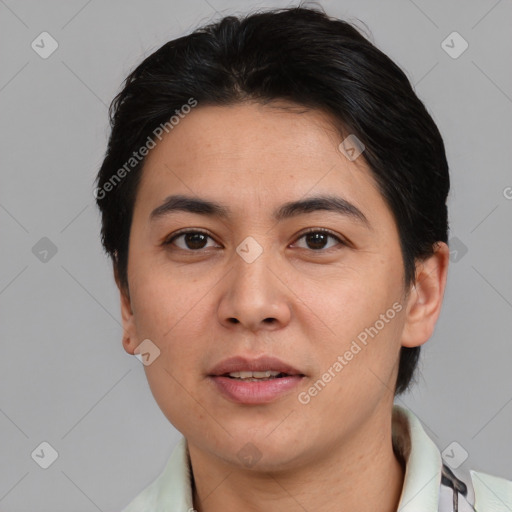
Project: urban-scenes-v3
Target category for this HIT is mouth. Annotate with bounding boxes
[208,356,305,404]
[208,355,305,379]
[222,370,301,381]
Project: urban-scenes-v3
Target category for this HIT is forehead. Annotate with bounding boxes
[134,102,389,225]
[145,101,353,170]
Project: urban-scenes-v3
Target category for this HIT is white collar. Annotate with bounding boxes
[392,404,443,511]
[122,405,465,511]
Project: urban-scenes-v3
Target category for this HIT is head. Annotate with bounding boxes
[95,6,449,469]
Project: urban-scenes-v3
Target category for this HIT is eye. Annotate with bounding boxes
[163,228,347,252]
[164,230,220,251]
[292,228,346,251]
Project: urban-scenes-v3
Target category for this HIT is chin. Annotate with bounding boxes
[215,435,306,472]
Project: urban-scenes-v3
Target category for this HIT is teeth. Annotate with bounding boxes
[228,370,282,379]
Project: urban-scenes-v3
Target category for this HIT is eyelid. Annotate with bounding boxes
[291,227,348,249]
[163,227,348,250]
[163,228,218,246]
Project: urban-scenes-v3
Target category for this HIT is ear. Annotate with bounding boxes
[114,263,138,356]
[401,242,450,348]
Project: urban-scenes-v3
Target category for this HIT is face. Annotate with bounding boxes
[120,101,436,470]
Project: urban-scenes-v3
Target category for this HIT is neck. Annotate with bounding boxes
[189,409,405,512]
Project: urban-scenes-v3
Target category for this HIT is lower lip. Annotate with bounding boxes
[209,375,304,404]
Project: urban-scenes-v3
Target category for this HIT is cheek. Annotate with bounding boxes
[129,268,214,368]
[295,262,404,374]
[295,265,393,335]
[129,263,203,335]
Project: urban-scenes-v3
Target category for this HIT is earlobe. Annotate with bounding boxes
[114,262,139,356]
[401,242,450,348]
[119,286,138,356]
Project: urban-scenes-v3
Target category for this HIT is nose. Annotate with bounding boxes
[216,243,292,333]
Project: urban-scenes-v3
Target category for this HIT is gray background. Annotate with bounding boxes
[0,0,511,510]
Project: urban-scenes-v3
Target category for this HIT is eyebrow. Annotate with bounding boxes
[150,194,371,228]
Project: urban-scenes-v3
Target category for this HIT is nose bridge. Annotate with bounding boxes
[217,233,291,330]
[232,234,276,297]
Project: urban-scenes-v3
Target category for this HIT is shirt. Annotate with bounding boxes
[122,404,512,511]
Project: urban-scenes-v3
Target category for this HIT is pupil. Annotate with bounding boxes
[186,233,207,249]
[307,232,327,250]
[183,232,328,250]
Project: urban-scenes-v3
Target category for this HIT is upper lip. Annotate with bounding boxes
[209,356,304,376]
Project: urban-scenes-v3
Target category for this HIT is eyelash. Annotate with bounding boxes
[163,228,347,252]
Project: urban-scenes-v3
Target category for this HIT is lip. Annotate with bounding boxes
[210,375,304,404]
[208,355,304,376]
[208,356,305,405]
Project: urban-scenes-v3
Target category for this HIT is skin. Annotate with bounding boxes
[119,101,449,512]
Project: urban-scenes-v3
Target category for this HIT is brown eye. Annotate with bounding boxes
[293,229,345,251]
[165,230,219,251]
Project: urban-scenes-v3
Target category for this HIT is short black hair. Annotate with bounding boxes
[95,5,450,396]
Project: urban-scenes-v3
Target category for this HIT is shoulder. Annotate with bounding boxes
[392,405,511,511]
[121,470,163,512]
[469,469,512,511]
[440,463,512,511]
[121,437,194,512]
